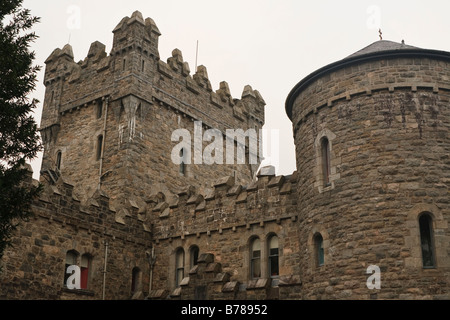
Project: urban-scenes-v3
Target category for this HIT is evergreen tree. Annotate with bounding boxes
[0,0,42,267]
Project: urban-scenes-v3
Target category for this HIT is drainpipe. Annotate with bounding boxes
[102,240,109,300]
[99,96,109,187]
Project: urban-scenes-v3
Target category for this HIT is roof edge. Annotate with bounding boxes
[285,47,450,121]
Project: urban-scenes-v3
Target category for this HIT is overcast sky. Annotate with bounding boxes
[23,0,450,179]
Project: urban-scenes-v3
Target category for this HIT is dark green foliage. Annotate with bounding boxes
[0,0,42,267]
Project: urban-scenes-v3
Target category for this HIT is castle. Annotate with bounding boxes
[0,11,449,300]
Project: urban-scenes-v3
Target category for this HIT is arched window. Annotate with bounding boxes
[190,246,199,269]
[321,137,331,187]
[419,213,436,268]
[314,233,324,267]
[175,248,185,287]
[56,151,62,171]
[96,135,103,161]
[268,235,279,277]
[80,254,92,290]
[131,267,142,294]
[64,250,79,287]
[250,238,261,279]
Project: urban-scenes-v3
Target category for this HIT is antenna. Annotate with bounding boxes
[68,33,72,44]
[195,40,199,72]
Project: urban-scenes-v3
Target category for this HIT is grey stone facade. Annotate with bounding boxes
[0,14,449,300]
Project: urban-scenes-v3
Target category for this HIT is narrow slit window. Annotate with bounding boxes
[315,234,324,267]
[419,214,436,268]
[179,148,186,175]
[96,102,103,119]
[321,137,331,186]
[131,267,141,294]
[56,151,62,171]
[97,135,103,161]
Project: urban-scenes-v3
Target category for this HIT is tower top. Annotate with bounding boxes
[285,40,450,120]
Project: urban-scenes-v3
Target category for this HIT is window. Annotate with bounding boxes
[96,135,103,161]
[314,234,324,267]
[80,254,91,289]
[175,248,185,287]
[123,58,126,71]
[141,60,145,72]
[96,102,103,119]
[131,267,142,294]
[250,238,261,279]
[190,246,199,269]
[64,250,79,287]
[321,137,331,187]
[179,148,186,175]
[268,235,279,277]
[56,151,62,171]
[419,213,436,268]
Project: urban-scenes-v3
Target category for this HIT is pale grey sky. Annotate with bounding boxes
[23,0,450,179]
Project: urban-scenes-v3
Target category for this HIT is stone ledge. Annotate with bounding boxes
[147,289,168,300]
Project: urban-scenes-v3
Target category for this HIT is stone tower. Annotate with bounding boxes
[39,11,266,208]
[286,40,450,299]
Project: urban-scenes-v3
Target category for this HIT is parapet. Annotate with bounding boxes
[32,175,152,244]
[150,166,298,241]
[42,11,266,131]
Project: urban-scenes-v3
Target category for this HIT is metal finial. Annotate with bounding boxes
[379,29,383,40]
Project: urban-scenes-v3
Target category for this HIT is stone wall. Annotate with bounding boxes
[148,171,302,299]
[0,167,152,300]
[39,10,266,206]
[291,55,450,299]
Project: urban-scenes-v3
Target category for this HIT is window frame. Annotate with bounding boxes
[175,248,185,288]
[190,245,199,269]
[56,151,62,171]
[80,254,92,290]
[268,235,279,278]
[419,213,436,269]
[321,137,331,187]
[64,250,79,287]
[250,237,262,279]
[314,233,325,267]
[131,267,142,294]
[96,135,103,161]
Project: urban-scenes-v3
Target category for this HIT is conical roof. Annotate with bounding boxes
[346,40,419,59]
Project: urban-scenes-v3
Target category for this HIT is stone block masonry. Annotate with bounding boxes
[39,10,266,208]
[1,17,449,300]
[288,42,450,300]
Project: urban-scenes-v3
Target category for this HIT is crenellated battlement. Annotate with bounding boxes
[23,164,152,244]
[148,166,298,242]
[26,162,296,243]
[41,11,265,134]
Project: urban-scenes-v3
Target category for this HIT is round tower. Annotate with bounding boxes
[286,40,450,299]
